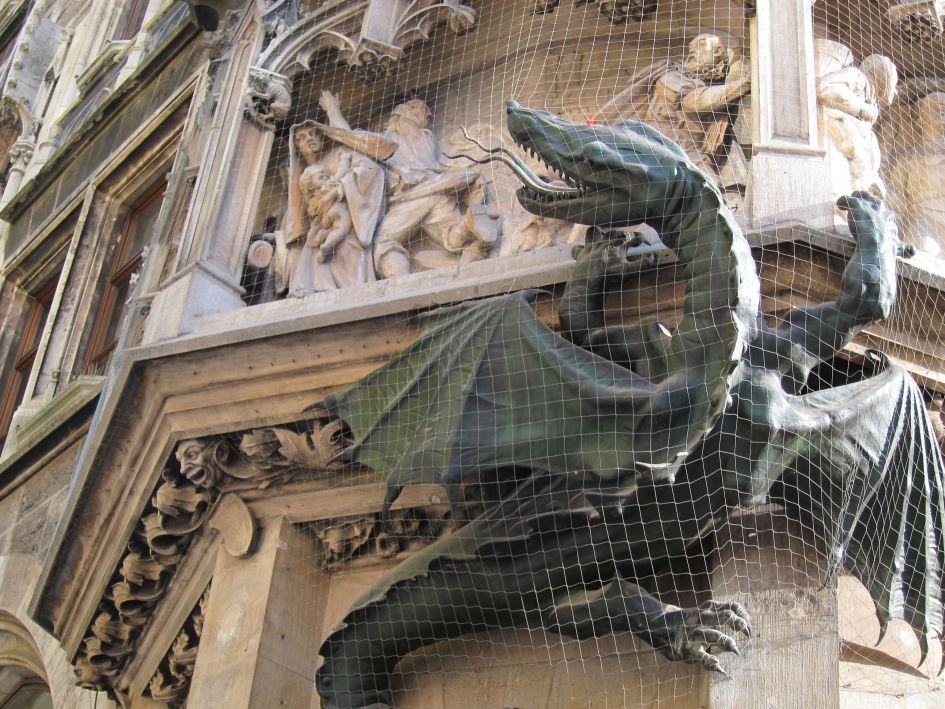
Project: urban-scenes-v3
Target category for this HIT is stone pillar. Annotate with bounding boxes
[188,516,327,708]
[708,508,839,707]
[0,138,35,211]
[143,7,274,341]
[746,0,834,228]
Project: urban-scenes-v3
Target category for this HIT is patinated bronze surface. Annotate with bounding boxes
[314,102,944,708]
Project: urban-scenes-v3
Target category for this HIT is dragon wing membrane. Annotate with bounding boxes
[772,361,945,668]
[320,290,690,506]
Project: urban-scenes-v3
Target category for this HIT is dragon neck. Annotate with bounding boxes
[650,164,760,395]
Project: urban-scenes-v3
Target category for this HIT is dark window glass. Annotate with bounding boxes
[86,182,165,374]
[114,0,149,41]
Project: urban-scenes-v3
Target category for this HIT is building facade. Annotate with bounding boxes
[0,1,944,706]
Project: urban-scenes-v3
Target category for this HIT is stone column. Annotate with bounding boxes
[0,138,35,211]
[745,0,834,228]
[143,7,274,341]
[188,516,327,708]
[708,508,839,707]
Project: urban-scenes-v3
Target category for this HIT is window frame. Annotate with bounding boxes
[113,0,150,41]
[0,279,58,446]
[84,180,165,373]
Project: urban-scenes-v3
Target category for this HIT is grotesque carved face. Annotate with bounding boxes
[176,439,223,488]
[295,125,324,164]
[684,34,730,82]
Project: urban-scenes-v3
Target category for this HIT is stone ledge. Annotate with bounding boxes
[0,377,102,497]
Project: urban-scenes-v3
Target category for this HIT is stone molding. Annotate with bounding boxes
[255,0,476,85]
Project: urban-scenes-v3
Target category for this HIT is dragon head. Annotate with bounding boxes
[501,100,705,229]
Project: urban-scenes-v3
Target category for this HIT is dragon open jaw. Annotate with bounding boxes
[449,100,695,227]
[446,124,584,201]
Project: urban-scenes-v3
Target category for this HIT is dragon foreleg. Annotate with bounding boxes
[316,471,743,708]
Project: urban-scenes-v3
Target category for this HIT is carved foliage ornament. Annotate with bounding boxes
[532,0,657,23]
[314,506,453,566]
[72,419,345,694]
[317,0,476,77]
[145,587,209,707]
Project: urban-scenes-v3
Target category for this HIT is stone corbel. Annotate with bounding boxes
[72,418,346,695]
[888,1,945,40]
[244,66,292,129]
[208,494,257,556]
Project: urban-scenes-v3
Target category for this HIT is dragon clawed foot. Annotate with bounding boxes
[548,581,751,676]
[657,600,752,675]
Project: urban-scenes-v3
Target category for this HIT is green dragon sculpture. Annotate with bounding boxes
[313,101,944,708]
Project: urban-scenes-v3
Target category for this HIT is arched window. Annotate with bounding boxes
[0,683,52,709]
[0,615,52,709]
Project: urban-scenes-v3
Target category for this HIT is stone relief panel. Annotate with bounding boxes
[244,25,756,304]
[596,32,752,206]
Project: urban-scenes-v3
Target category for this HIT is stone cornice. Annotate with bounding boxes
[0,378,102,500]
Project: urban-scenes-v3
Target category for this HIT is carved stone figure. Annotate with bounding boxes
[597,33,751,195]
[444,123,582,254]
[244,68,291,128]
[371,98,496,278]
[283,92,386,295]
[313,102,942,708]
[815,40,898,199]
[888,91,945,256]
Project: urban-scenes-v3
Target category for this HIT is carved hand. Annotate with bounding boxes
[318,90,347,128]
[857,103,880,123]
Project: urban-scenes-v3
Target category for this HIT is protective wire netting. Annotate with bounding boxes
[238,1,945,706]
